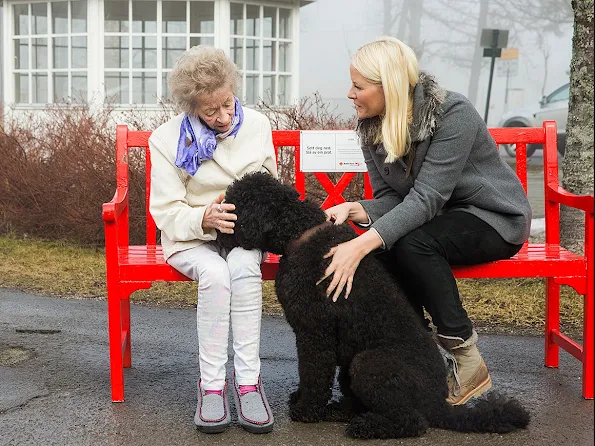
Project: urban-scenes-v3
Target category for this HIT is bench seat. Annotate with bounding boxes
[117,243,586,282]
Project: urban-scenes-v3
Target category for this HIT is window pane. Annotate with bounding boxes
[53,73,68,101]
[279,9,291,39]
[279,42,291,72]
[71,1,88,33]
[105,36,129,68]
[263,7,276,38]
[190,2,214,34]
[132,36,157,69]
[246,39,259,71]
[263,75,275,103]
[53,37,68,69]
[52,2,68,34]
[105,0,129,33]
[133,72,157,103]
[132,1,156,33]
[246,5,260,37]
[33,73,48,103]
[189,36,214,47]
[31,3,48,35]
[163,37,185,68]
[263,40,275,71]
[15,74,29,103]
[72,37,87,69]
[162,1,186,33]
[278,75,290,105]
[105,72,129,104]
[230,38,243,70]
[245,74,258,105]
[14,4,29,36]
[15,39,29,70]
[230,3,243,35]
[32,38,48,69]
[72,73,88,102]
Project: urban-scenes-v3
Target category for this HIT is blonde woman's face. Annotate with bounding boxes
[194,86,235,132]
[347,65,385,119]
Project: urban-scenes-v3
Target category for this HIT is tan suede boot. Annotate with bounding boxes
[438,331,492,405]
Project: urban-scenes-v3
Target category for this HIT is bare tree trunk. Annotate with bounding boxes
[408,0,424,57]
[467,0,489,107]
[384,0,396,35]
[560,0,594,253]
[396,1,409,38]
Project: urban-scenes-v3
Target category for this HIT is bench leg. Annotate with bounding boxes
[108,286,125,402]
[544,277,560,368]
[122,298,132,368]
[583,276,594,399]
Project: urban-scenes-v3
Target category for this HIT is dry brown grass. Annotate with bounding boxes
[0,235,584,335]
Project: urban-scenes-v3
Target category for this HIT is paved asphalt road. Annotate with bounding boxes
[1,289,593,446]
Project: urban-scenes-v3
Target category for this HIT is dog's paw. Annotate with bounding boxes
[322,400,355,422]
[346,415,377,439]
[289,389,301,405]
[289,401,324,423]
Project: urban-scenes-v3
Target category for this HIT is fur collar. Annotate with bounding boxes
[356,72,446,151]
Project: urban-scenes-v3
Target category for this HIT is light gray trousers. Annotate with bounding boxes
[167,242,263,390]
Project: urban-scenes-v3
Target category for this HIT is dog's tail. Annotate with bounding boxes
[431,392,530,433]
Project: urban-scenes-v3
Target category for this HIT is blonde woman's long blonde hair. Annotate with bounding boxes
[351,36,419,162]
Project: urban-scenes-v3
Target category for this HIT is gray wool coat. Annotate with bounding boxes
[357,74,532,250]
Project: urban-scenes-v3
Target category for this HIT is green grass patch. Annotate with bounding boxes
[0,235,583,333]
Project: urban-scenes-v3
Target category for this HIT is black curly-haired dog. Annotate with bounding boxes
[219,172,530,439]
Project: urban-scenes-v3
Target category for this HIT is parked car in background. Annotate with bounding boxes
[498,82,569,158]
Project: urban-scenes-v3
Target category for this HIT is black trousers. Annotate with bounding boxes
[377,211,524,340]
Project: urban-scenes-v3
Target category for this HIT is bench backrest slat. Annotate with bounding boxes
[114,122,556,247]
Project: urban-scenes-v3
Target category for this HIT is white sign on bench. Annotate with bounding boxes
[300,130,367,172]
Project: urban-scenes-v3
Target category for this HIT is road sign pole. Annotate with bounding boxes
[505,66,510,105]
[484,29,499,123]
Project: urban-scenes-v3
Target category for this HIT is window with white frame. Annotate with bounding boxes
[13,1,88,104]
[230,2,292,106]
[103,0,215,105]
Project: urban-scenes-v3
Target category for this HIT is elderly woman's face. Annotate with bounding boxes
[194,86,235,132]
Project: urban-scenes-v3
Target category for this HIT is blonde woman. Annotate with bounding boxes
[321,37,531,406]
[149,45,276,433]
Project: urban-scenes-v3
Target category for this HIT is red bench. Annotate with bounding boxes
[103,121,593,402]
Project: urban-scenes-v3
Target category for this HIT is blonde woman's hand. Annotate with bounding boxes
[202,193,237,233]
[317,230,384,301]
[325,202,369,226]
[324,203,352,225]
[317,238,367,301]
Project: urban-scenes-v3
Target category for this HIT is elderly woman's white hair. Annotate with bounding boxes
[168,45,241,114]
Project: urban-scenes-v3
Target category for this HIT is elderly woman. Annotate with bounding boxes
[149,45,277,434]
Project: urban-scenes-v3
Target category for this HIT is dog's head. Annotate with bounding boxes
[218,172,325,255]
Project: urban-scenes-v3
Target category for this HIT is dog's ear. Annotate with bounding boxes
[234,211,275,252]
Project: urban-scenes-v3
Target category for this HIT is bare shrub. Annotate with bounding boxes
[0,94,359,246]
[258,93,363,206]
[0,101,173,246]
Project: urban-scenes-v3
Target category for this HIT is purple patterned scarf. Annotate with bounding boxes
[175,96,244,176]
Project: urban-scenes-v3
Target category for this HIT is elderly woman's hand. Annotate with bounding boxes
[202,193,237,233]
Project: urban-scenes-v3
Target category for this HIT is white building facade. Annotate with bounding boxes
[2,0,312,112]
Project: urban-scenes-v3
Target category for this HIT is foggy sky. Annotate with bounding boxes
[299,0,573,126]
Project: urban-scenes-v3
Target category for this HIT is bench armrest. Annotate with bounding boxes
[547,185,595,213]
[102,187,129,223]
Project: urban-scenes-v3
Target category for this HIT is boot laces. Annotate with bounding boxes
[437,343,461,397]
